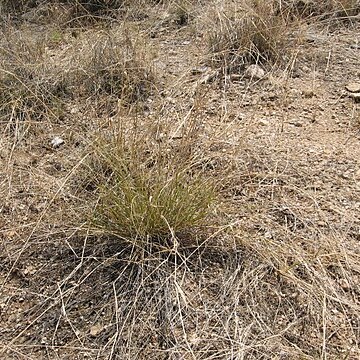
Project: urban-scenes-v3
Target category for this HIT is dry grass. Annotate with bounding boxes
[0,0,359,359]
[204,0,297,73]
[282,0,360,19]
[0,0,124,14]
[0,24,155,142]
[72,30,156,106]
[0,26,68,141]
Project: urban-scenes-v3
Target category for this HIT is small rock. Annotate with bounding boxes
[237,112,246,120]
[345,82,360,93]
[70,107,78,114]
[267,92,278,101]
[165,97,175,105]
[290,120,303,127]
[348,92,360,102]
[305,32,327,43]
[51,137,65,148]
[191,66,208,75]
[338,278,350,291]
[4,230,17,238]
[261,92,278,101]
[302,89,315,98]
[244,64,265,80]
[258,119,270,126]
[264,231,272,239]
[229,73,243,82]
[23,265,37,275]
[199,70,218,84]
[355,169,360,179]
[90,324,105,336]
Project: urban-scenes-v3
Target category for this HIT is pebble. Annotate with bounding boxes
[191,66,208,75]
[267,92,278,101]
[345,82,360,93]
[338,278,350,291]
[290,120,303,127]
[200,70,217,84]
[348,92,360,102]
[51,137,65,148]
[264,231,272,239]
[229,74,242,81]
[244,64,265,80]
[23,265,37,275]
[165,97,175,104]
[350,43,360,49]
[90,324,104,336]
[259,119,270,126]
[302,89,315,98]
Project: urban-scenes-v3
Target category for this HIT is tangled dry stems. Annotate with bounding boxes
[283,0,360,19]
[205,0,360,74]
[0,25,155,140]
[75,31,155,105]
[206,1,293,71]
[0,30,67,141]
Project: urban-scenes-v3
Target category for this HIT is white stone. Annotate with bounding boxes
[51,136,65,148]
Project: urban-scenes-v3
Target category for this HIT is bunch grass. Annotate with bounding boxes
[88,120,215,250]
[206,0,294,72]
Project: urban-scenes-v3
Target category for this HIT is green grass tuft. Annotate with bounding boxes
[88,122,215,250]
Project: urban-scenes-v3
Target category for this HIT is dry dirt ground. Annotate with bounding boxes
[0,2,360,359]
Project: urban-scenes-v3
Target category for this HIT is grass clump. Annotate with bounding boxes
[71,30,155,109]
[57,0,126,25]
[206,0,293,72]
[0,0,124,15]
[0,29,67,135]
[0,0,36,15]
[88,120,215,250]
[69,0,124,12]
[284,0,360,19]
[0,25,155,138]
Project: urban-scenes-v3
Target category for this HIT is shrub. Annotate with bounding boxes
[0,25,155,137]
[0,0,124,15]
[59,0,125,24]
[0,0,36,15]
